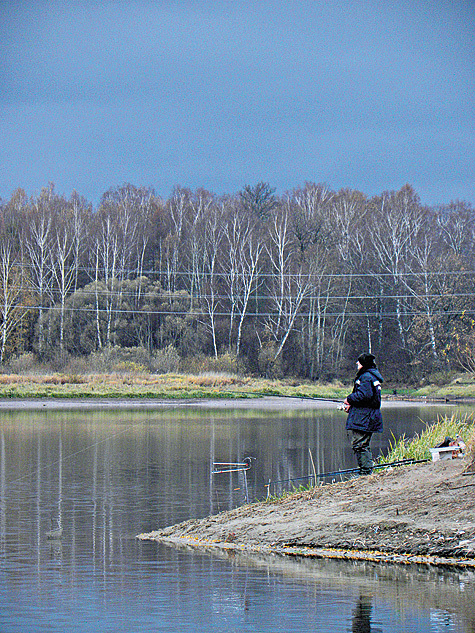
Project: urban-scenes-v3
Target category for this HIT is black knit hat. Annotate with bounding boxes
[358,353,376,368]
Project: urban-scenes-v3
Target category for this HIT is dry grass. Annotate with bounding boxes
[0,374,87,385]
[0,372,347,400]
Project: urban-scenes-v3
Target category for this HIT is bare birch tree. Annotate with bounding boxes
[263,208,312,370]
[200,201,225,358]
[285,184,335,377]
[0,241,28,363]
[368,185,425,351]
[24,189,56,355]
[49,216,76,352]
[188,190,215,310]
[163,187,189,293]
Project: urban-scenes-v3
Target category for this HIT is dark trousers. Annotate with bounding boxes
[350,430,373,475]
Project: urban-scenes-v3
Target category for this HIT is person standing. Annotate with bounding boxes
[343,353,383,475]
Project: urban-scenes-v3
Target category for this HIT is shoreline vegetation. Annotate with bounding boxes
[0,370,474,401]
[378,412,475,465]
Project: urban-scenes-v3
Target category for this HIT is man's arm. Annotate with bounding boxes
[346,376,374,407]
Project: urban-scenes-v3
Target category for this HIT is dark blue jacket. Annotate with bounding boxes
[346,368,384,433]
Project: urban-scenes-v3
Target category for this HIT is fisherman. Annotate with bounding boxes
[343,353,384,475]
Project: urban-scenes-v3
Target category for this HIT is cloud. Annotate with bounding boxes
[0,0,473,204]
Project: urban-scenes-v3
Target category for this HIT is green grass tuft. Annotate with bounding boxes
[378,413,475,463]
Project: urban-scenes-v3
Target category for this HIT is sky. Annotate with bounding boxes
[1,0,474,208]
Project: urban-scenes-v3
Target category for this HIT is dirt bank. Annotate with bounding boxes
[138,457,475,568]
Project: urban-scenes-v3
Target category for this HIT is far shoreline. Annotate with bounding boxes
[0,395,465,411]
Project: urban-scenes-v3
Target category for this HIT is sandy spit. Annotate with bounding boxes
[138,458,475,568]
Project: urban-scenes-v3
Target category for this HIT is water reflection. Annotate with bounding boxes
[0,403,473,632]
[181,544,475,632]
[352,594,373,633]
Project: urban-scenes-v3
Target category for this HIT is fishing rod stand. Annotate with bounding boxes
[211,457,255,504]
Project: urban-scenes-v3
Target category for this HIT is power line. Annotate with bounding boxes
[8,260,475,279]
[8,302,475,319]
[27,287,475,302]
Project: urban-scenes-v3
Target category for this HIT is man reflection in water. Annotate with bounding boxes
[352,594,377,633]
[343,353,383,475]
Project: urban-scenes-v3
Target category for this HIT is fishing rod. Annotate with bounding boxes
[265,458,430,492]
[221,390,344,404]
[272,393,344,404]
[312,458,430,480]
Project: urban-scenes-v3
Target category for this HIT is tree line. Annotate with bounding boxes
[0,181,474,381]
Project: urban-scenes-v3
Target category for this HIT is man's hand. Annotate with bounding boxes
[343,398,351,413]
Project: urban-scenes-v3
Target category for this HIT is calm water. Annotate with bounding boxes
[0,399,474,632]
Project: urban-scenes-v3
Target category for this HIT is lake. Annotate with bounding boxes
[0,399,474,632]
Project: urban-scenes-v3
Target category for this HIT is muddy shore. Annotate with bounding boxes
[138,458,475,568]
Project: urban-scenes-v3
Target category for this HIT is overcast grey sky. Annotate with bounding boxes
[1,0,474,207]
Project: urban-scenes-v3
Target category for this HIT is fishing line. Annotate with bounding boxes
[8,302,475,319]
[219,391,344,404]
[2,412,163,488]
[3,393,339,490]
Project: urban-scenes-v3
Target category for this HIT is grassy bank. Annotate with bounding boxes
[0,372,348,400]
[393,372,475,400]
[412,375,475,399]
[0,370,473,401]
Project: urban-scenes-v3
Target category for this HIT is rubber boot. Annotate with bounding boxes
[354,451,364,476]
[359,448,373,475]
